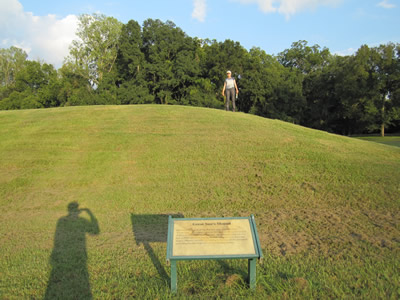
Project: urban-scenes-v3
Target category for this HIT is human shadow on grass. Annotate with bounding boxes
[45,202,100,300]
[130,213,183,284]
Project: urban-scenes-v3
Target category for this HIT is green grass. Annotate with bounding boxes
[353,135,400,148]
[0,105,399,299]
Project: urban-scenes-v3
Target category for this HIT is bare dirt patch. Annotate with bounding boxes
[256,208,400,257]
[225,274,242,287]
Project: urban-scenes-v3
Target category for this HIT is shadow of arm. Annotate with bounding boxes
[82,208,100,235]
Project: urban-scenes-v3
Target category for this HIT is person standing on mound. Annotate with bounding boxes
[222,70,239,112]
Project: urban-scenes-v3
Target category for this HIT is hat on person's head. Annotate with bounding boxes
[226,70,231,74]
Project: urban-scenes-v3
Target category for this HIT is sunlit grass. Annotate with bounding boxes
[0,105,399,299]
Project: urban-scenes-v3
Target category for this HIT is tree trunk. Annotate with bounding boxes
[381,97,385,137]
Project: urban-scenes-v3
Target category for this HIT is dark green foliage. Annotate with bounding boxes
[96,70,120,105]
[0,60,60,110]
[116,20,144,80]
[279,41,400,134]
[57,63,94,107]
[0,15,399,135]
[117,81,154,104]
[241,47,305,123]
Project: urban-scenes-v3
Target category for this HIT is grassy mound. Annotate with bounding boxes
[0,105,399,299]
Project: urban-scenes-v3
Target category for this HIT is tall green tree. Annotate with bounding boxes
[0,60,60,110]
[116,20,145,82]
[115,20,153,104]
[0,46,28,87]
[371,43,400,136]
[66,13,122,88]
[322,46,379,135]
[278,40,331,74]
[278,41,331,127]
[301,55,344,132]
[241,47,304,122]
[0,46,28,101]
[391,44,400,132]
[330,44,400,135]
[239,47,278,114]
[141,19,195,104]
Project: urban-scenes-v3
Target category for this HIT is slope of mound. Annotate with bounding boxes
[0,105,399,298]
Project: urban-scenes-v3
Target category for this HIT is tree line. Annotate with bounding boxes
[1,14,399,136]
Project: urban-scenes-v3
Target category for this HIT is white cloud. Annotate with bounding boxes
[377,0,396,9]
[0,0,78,68]
[334,47,357,56]
[235,0,342,19]
[192,0,207,22]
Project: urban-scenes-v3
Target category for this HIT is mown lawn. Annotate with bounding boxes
[353,135,400,148]
[0,105,399,299]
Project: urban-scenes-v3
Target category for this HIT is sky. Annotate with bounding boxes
[1,0,399,68]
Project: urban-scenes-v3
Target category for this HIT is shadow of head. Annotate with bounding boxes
[131,213,184,244]
[68,202,79,213]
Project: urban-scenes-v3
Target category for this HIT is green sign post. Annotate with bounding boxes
[166,215,263,293]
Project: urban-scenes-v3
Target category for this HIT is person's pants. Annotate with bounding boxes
[225,88,236,112]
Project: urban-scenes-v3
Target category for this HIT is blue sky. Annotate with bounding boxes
[1,0,399,67]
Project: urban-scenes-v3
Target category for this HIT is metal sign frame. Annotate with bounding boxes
[166,215,263,293]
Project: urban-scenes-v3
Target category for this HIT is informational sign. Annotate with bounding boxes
[172,219,256,256]
[166,215,263,293]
